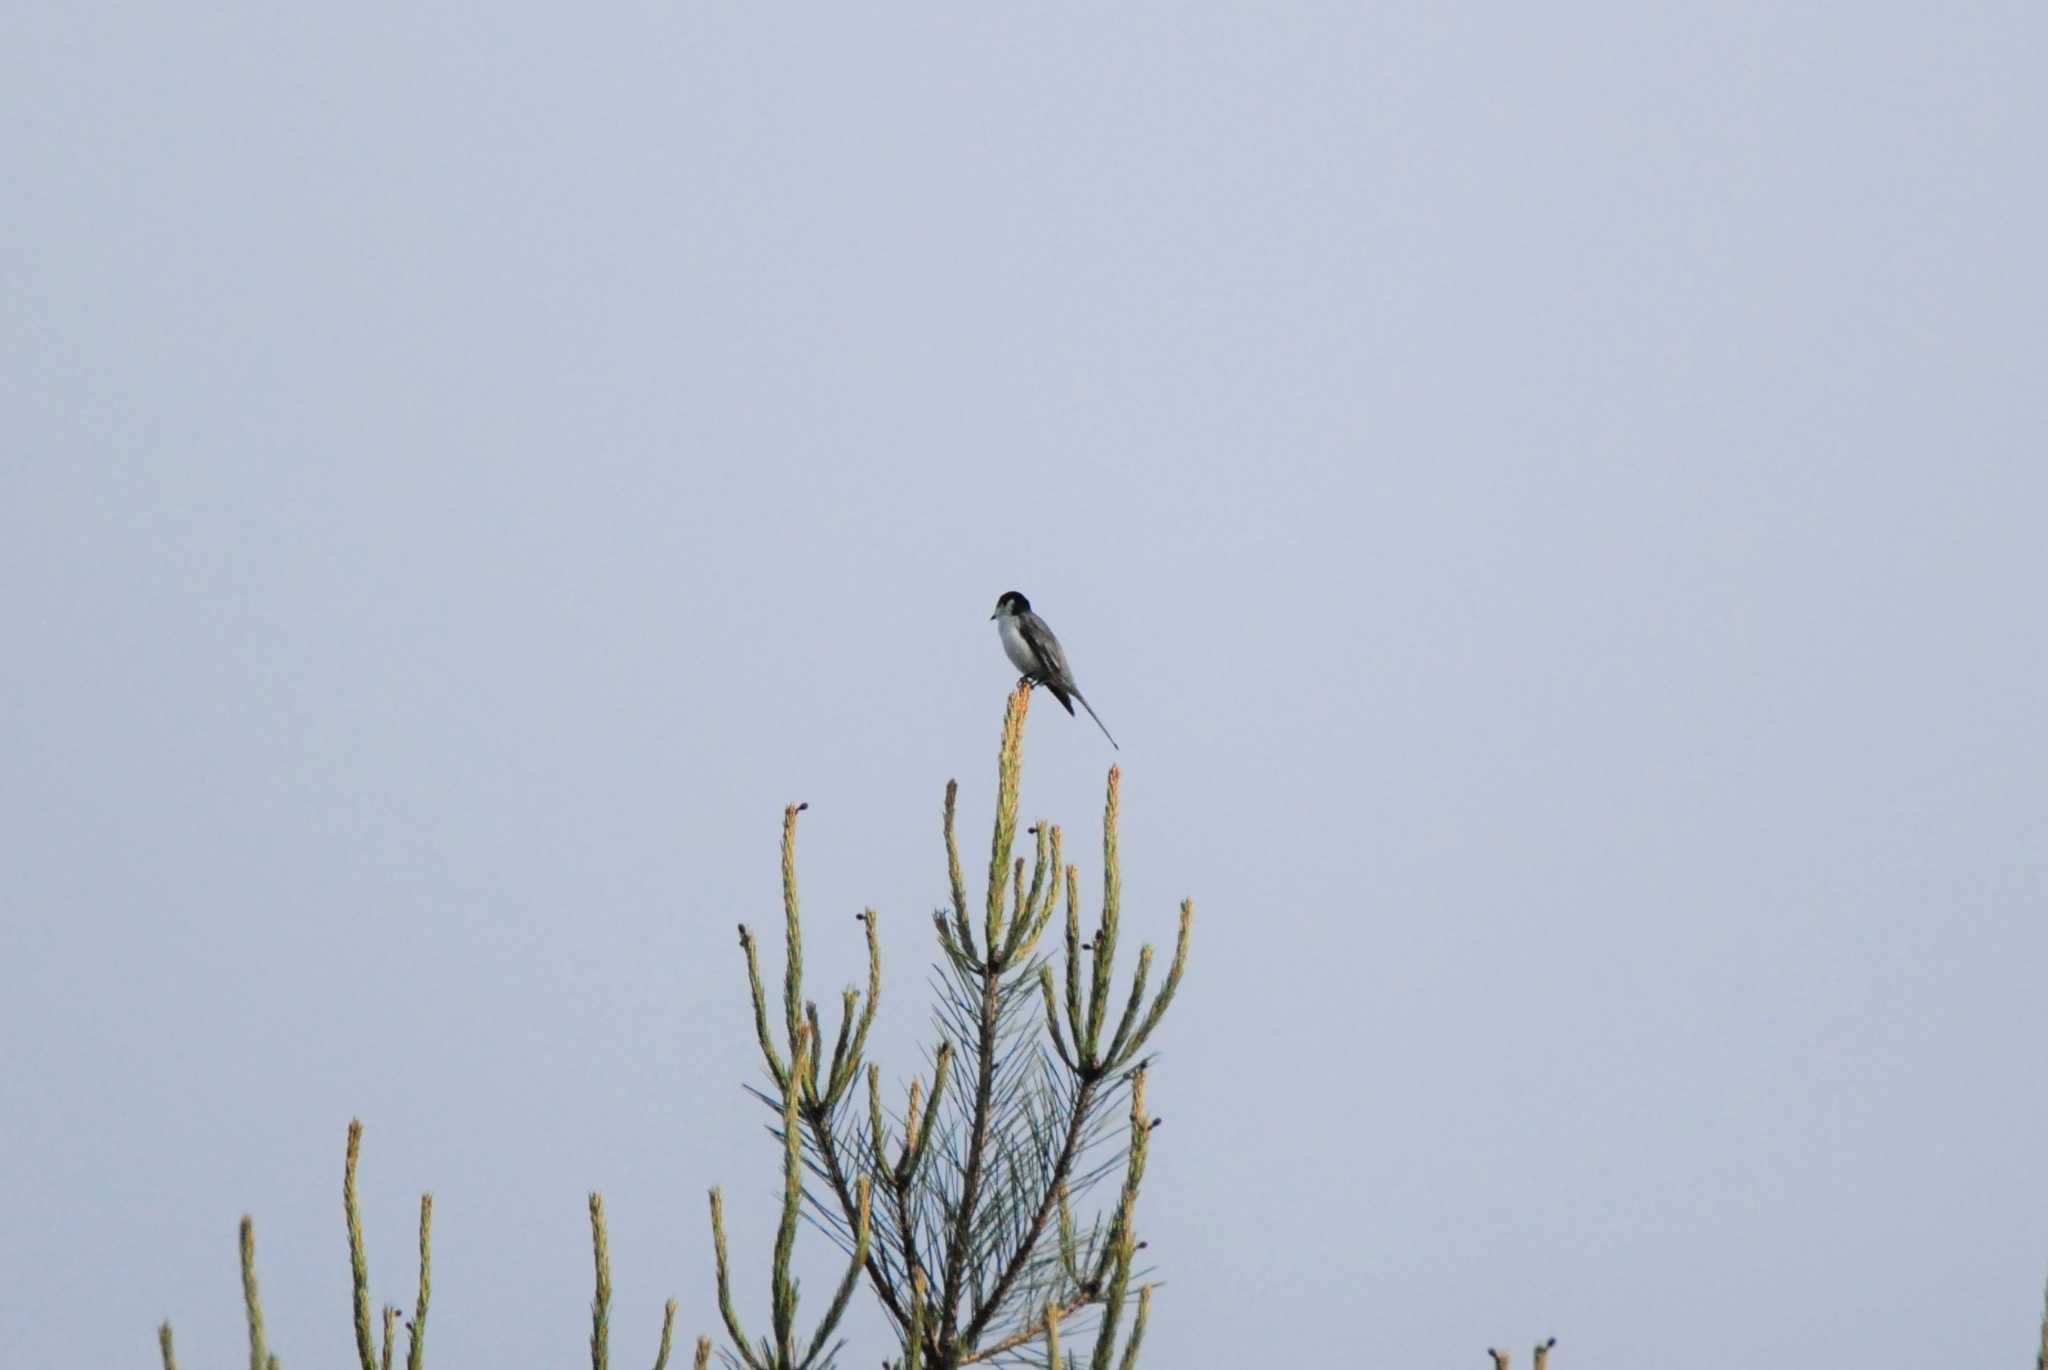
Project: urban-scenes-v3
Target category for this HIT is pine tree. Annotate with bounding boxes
[715,682,1189,1369]
[160,683,1192,1370]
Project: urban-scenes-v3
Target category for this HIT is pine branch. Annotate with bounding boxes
[2038,1274,2048,1370]
[406,1195,432,1370]
[781,805,808,1075]
[239,1215,268,1370]
[708,1189,758,1369]
[935,688,1035,1357]
[590,1194,612,1370]
[345,1121,376,1370]
[957,1078,1099,1350]
[799,1099,915,1338]
[771,1031,809,1365]
[944,782,972,956]
[651,1302,676,1370]
[1114,1288,1150,1370]
[936,946,1005,1352]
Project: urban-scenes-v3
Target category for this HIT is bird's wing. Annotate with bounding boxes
[1019,612,1074,687]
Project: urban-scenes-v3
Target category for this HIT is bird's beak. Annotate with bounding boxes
[988,610,998,620]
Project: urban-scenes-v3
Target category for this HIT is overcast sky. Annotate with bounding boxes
[4,4,2044,1368]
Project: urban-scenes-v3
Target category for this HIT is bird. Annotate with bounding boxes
[990,591,1118,748]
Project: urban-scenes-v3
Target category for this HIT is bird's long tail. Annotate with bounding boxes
[1074,691,1119,749]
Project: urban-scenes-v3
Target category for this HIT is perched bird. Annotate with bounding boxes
[990,591,1118,748]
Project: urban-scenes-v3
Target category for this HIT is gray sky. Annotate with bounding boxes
[4,4,2044,1367]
